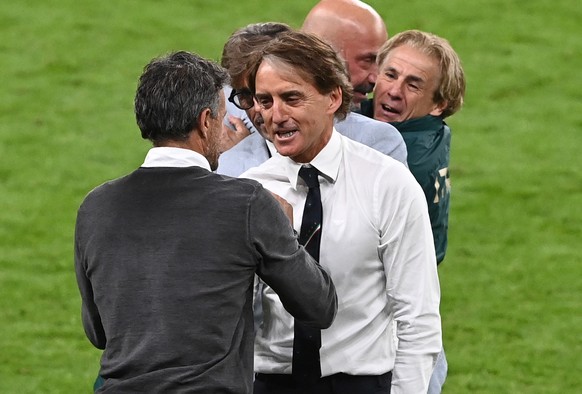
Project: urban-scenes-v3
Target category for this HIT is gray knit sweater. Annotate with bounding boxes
[75,166,336,393]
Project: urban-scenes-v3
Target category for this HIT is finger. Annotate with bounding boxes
[228,115,251,136]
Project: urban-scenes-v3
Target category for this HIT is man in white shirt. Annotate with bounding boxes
[241,30,441,394]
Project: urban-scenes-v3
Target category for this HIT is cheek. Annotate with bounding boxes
[350,68,366,83]
[253,109,263,120]
[259,109,272,125]
[373,79,388,95]
[407,95,433,116]
[216,120,226,141]
[419,95,438,111]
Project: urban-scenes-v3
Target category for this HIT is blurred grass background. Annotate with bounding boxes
[1,0,580,392]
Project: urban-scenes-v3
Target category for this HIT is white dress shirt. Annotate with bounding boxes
[241,130,441,394]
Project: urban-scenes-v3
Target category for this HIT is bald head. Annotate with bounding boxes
[302,0,388,107]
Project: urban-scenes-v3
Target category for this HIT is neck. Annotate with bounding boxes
[155,133,205,154]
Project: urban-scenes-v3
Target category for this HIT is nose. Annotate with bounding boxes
[271,99,289,124]
[368,64,379,85]
[252,98,261,113]
[387,79,404,99]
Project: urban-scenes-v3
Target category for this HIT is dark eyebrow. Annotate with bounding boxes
[384,66,398,74]
[405,75,425,85]
[384,66,425,84]
[281,90,304,99]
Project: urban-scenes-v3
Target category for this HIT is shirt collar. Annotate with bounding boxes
[142,147,211,171]
[266,140,278,157]
[283,129,342,189]
[390,114,443,132]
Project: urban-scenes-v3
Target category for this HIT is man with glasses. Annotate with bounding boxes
[228,89,254,116]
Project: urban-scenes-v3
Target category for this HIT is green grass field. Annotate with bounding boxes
[1,0,581,392]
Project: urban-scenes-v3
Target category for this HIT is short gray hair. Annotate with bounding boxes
[135,51,229,143]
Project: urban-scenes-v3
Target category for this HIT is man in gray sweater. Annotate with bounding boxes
[74,51,337,393]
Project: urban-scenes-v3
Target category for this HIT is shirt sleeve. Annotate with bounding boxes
[378,174,442,393]
[248,186,337,329]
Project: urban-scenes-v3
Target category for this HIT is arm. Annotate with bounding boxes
[380,180,441,393]
[267,191,294,226]
[403,123,451,264]
[249,187,337,329]
[74,213,106,349]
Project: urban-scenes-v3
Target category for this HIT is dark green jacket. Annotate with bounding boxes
[359,100,451,264]
[391,115,451,264]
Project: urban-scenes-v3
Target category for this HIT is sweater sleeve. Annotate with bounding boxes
[248,186,337,329]
[74,206,107,350]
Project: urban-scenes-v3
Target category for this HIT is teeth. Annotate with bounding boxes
[279,131,295,138]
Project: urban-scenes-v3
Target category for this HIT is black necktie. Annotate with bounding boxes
[292,165,323,385]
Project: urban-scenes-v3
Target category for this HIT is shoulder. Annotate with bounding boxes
[340,135,400,171]
[340,135,417,188]
[337,112,400,138]
[400,117,451,159]
[80,173,130,204]
[207,171,265,198]
[336,113,407,165]
[240,155,287,183]
[217,133,269,177]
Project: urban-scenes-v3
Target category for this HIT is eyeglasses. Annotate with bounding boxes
[228,88,254,110]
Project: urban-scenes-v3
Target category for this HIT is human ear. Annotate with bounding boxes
[430,100,448,117]
[327,86,342,114]
[197,108,212,139]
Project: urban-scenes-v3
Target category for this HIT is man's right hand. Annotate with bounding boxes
[219,115,252,153]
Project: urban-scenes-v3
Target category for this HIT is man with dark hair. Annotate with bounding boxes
[242,31,441,394]
[75,50,337,393]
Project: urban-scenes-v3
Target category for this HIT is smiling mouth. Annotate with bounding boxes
[273,128,297,139]
[381,104,400,114]
[276,130,297,139]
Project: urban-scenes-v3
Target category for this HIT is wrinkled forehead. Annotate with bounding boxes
[381,44,439,70]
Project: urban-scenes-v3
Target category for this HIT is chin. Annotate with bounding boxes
[274,145,295,159]
[374,108,398,123]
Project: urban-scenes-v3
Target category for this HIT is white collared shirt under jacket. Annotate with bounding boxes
[241,130,441,394]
